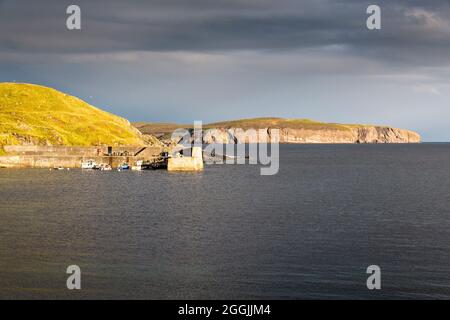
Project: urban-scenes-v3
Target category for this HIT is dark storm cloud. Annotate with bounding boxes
[0,0,449,67]
[1,0,450,141]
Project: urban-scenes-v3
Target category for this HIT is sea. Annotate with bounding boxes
[1,143,450,299]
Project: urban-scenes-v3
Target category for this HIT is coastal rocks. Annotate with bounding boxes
[203,128,269,143]
[203,129,232,144]
[355,127,421,143]
[277,128,355,143]
[134,118,421,145]
[202,126,421,144]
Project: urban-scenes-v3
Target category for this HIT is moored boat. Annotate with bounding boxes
[117,163,130,171]
[100,164,112,171]
[81,160,99,170]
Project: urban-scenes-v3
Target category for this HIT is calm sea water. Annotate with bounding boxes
[1,144,450,299]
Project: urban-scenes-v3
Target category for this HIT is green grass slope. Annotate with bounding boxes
[0,83,147,148]
[134,117,377,136]
[133,122,191,136]
[206,117,359,130]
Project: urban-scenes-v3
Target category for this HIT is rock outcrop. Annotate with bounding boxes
[134,118,421,144]
[202,126,420,144]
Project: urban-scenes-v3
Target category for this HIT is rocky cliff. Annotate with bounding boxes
[135,118,421,144]
[202,126,421,144]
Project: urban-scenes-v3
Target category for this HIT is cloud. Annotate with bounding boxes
[0,0,449,64]
[404,8,450,33]
[1,0,450,140]
[2,0,450,86]
[413,84,440,95]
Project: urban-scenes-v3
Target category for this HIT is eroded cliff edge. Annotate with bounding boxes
[203,126,421,144]
[135,118,421,144]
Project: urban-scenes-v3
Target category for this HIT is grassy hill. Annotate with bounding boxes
[134,117,375,136]
[0,83,149,150]
[134,117,420,144]
[133,122,191,137]
[205,117,369,130]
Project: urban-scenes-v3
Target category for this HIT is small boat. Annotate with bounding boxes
[150,161,168,170]
[100,164,112,171]
[117,163,130,171]
[81,160,99,170]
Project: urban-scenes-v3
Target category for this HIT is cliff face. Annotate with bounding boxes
[353,127,420,144]
[134,118,421,144]
[202,126,421,144]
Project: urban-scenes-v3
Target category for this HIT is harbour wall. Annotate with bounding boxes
[0,145,163,168]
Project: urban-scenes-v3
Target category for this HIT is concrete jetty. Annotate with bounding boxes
[167,146,204,172]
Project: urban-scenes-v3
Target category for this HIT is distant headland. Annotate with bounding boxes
[135,118,421,144]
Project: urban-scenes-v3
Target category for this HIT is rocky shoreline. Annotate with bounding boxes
[202,126,420,144]
[134,118,421,144]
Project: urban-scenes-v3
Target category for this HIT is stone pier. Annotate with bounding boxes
[0,145,163,168]
[167,146,204,172]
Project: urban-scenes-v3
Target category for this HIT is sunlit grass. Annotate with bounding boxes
[205,117,356,131]
[0,83,147,148]
[135,117,380,135]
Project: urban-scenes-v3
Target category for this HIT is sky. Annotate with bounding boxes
[1,0,450,141]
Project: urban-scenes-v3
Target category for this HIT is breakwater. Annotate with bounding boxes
[0,145,163,168]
